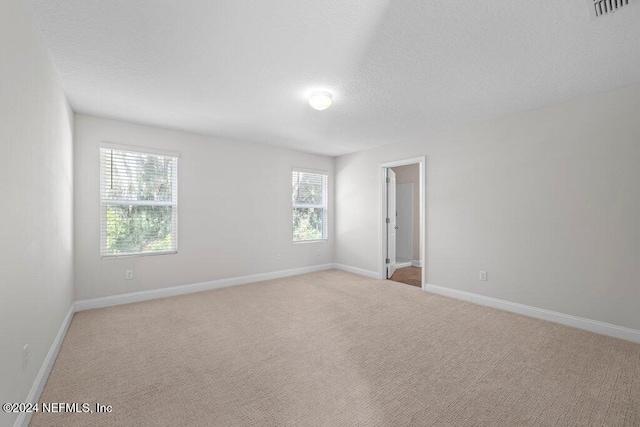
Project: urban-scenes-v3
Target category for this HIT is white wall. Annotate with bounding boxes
[74,115,334,300]
[336,84,640,331]
[392,164,420,261]
[0,0,74,425]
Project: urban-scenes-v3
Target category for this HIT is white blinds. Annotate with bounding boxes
[292,170,328,241]
[100,148,178,256]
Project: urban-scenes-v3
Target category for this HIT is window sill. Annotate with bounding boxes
[293,239,328,244]
[101,251,178,259]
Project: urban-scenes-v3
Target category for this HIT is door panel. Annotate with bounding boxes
[387,168,397,278]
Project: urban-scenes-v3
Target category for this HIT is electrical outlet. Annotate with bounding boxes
[316,248,321,257]
[125,270,134,280]
[276,254,281,261]
[479,271,488,281]
[22,345,28,371]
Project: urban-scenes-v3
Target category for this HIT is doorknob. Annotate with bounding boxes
[395,226,399,229]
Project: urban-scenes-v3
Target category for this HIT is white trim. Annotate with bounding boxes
[101,250,178,259]
[333,263,381,279]
[380,157,427,288]
[75,264,335,311]
[395,261,412,269]
[412,260,422,267]
[102,200,177,206]
[292,166,329,175]
[14,304,75,427]
[423,283,640,344]
[99,141,180,158]
[293,239,328,245]
[99,241,179,258]
[380,157,425,168]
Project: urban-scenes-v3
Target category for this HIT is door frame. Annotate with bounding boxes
[386,167,398,279]
[379,156,426,290]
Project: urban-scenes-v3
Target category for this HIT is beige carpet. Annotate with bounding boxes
[32,270,640,426]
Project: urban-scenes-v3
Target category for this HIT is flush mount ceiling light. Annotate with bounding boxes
[308,92,333,111]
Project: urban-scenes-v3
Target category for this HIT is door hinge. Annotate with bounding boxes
[386,177,390,184]
[386,218,390,224]
[385,258,390,264]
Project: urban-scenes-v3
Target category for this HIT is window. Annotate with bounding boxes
[292,170,328,241]
[100,147,178,256]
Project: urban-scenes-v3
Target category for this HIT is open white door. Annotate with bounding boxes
[387,168,397,278]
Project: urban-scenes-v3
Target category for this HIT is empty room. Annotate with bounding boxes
[2,0,640,426]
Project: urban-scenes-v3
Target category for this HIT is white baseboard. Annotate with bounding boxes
[333,263,381,279]
[75,263,335,312]
[395,261,412,269]
[412,260,422,267]
[424,283,640,344]
[14,304,75,427]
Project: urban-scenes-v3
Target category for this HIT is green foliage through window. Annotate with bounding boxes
[292,171,327,241]
[100,148,178,256]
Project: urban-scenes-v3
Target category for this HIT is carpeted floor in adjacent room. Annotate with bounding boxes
[31,269,640,426]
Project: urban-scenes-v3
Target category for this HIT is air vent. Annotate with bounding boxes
[588,0,639,18]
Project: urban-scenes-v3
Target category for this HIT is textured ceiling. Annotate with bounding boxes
[28,0,640,156]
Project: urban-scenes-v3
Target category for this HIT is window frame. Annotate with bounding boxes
[99,143,179,258]
[292,168,329,243]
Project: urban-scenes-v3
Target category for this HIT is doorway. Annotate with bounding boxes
[380,157,426,289]
[396,182,414,266]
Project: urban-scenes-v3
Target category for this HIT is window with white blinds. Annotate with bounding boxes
[100,147,178,257]
[292,170,328,241]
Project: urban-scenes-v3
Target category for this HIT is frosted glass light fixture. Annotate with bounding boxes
[309,92,333,110]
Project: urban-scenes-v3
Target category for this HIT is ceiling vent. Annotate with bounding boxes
[588,0,639,18]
